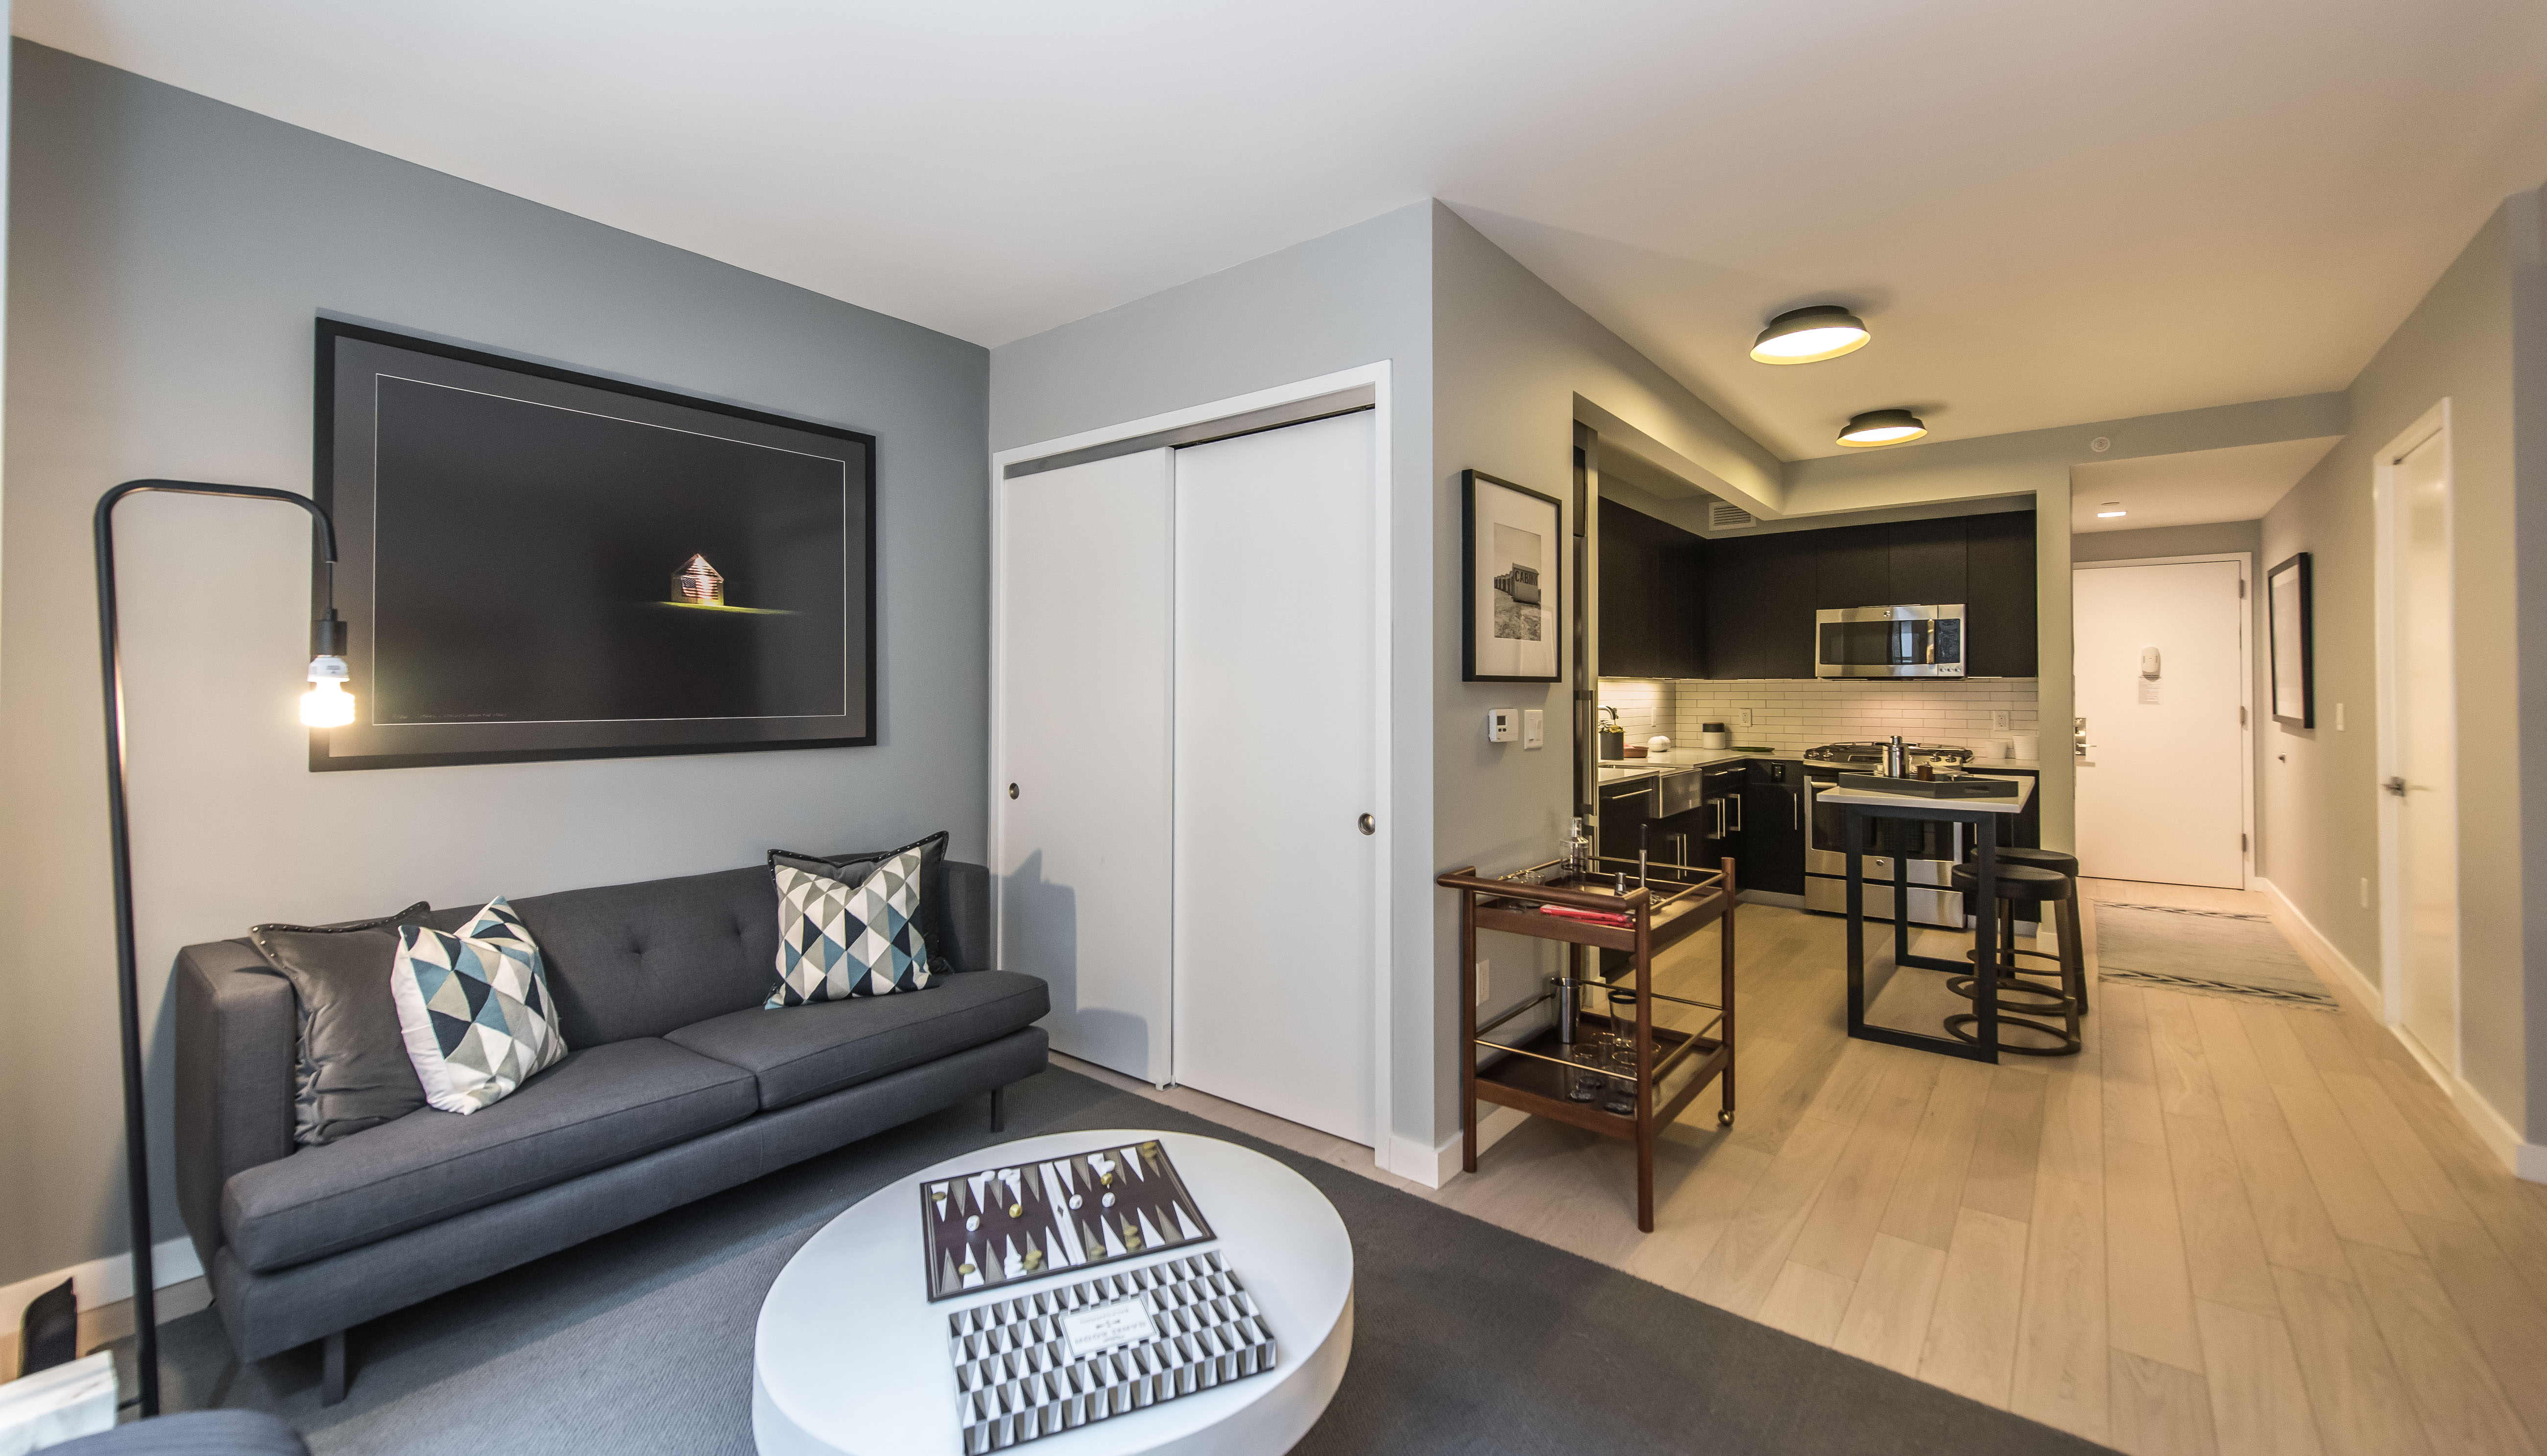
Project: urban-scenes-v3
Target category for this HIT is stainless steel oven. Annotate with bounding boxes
[1801,769,1967,928]
[1815,603,1965,678]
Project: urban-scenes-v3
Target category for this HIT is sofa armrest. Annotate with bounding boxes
[942,861,995,974]
[174,940,296,1272]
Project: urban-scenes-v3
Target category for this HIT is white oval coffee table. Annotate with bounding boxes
[753,1128,1353,1456]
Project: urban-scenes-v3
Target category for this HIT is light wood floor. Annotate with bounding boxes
[1060,878,2547,1456]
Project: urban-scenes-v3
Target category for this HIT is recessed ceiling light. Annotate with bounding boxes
[2095,502,2127,518]
[1836,408,1926,447]
[1751,305,1871,364]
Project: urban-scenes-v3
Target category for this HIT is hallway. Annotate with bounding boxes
[1065,880,2547,1456]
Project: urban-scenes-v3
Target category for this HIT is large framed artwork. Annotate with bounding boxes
[1462,470,1563,683]
[2267,551,2313,728]
[313,320,875,770]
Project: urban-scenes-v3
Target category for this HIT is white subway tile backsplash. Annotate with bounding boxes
[1596,676,2038,755]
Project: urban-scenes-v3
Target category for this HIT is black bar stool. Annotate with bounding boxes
[1984,846,2090,1015]
[1943,861,2083,1056]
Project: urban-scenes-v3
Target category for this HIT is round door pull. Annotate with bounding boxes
[1358,813,1376,835]
[1008,784,1019,800]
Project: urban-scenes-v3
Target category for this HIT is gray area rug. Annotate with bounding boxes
[2093,900,2335,1009]
[152,1069,2110,1455]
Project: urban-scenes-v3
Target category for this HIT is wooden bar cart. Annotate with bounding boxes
[1437,855,1738,1232]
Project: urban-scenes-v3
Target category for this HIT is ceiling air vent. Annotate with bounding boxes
[1709,502,1756,530]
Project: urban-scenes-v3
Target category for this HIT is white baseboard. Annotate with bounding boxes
[2256,876,2545,1184]
[1391,1105,1529,1190]
[1,1236,203,1337]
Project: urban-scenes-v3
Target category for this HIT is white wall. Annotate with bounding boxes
[1,44,992,1285]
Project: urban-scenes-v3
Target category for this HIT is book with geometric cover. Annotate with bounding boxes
[946,1251,1277,1453]
[921,1140,1216,1302]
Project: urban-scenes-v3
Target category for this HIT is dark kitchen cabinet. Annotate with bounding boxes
[1702,529,1763,680]
[1886,516,1967,604]
[1755,532,1819,679]
[1738,775,1805,895]
[1813,524,1891,610]
[1963,510,2038,677]
[1598,500,1706,678]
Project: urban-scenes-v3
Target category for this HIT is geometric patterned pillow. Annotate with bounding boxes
[766,846,934,1007]
[388,897,568,1114]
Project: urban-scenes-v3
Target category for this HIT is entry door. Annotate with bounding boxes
[1171,411,1377,1145]
[2388,426,2459,1072]
[994,450,1175,1081]
[2074,559,2248,886]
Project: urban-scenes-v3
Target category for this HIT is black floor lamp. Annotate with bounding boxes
[94,481,351,1418]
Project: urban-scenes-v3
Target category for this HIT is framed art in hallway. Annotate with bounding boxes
[2267,550,2313,727]
[1462,469,1562,682]
[312,320,876,769]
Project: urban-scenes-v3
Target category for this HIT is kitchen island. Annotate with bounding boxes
[1822,775,2037,1063]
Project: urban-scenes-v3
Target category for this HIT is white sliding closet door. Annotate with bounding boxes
[1171,412,1377,1145]
[994,449,1174,1082]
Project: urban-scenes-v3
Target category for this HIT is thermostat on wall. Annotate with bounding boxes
[1487,709,1517,742]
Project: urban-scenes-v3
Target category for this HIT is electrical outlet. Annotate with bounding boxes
[1739,708,1754,727]
[1992,710,2011,731]
[1475,961,1490,1007]
[2359,877,2370,908]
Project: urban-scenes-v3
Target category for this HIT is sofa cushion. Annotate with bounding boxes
[766,850,935,1006]
[667,970,1049,1110]
[420,867,781,1046]
[770,830,953,973]
[246,903,433,1146]
[221,1037,755,1273]
[391,897,568,1115]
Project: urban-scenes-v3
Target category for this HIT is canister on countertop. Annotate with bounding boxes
[2011,732,2040,761]
[1647,736,1672,760]
[1697,721,1731,749]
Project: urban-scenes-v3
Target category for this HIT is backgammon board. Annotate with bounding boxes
[921,1140,1216,1301]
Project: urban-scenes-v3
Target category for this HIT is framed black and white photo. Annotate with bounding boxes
[2267,551,2313,728]
[313,320,876,770]
[1462,470,1562,682]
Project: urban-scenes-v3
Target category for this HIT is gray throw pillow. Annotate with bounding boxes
[770,830,955,970]
[250,903,432,1146]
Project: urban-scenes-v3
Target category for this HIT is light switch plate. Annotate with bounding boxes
[1521,709,1545,749]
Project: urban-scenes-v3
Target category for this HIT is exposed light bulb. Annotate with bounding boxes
[302,655,355,728]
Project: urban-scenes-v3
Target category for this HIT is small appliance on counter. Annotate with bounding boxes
[1598,707,1625,760]
[1697,721,1731,749]
[1647,735,1673,760]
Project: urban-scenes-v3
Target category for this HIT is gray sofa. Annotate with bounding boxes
[174,858,1047,1402]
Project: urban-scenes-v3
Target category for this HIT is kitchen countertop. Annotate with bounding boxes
[1599,754,2044,784]
[1818,775,2037,814]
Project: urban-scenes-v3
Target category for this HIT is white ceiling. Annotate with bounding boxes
[20,1,2547,460]
[2069,436,2341,533]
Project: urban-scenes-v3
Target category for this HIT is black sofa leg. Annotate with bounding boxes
[990,1085,1007,1134]
[321,1329,348,1407]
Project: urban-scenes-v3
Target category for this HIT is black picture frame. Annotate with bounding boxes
[2267,551,2314,728]
[312,320,877,770]
[1462,470,1563,683]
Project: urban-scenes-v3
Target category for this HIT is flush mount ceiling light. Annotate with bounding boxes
[1836,408,1926,447]
[1750,305,1871,364]
[2095,502,2128,519]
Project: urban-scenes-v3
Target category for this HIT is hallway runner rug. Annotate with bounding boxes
[2091,899,2337,1009]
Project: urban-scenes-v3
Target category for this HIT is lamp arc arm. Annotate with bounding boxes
[89,478,343,1419]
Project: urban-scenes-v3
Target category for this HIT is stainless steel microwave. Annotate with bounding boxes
[1815,603,1966,678]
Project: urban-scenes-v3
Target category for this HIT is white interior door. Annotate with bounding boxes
[2073,559,2249,887]
[2387,425,2459,1072]
[994,450,1174,1082]
[1171,411,1377,1145]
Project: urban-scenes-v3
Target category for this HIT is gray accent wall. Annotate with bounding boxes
[2263,193,2534,1138]
[1,42,990,1285]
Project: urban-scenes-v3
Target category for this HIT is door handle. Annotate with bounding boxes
[2382,777,2408,798]
[1358,812,1376,835]
[1008,783,1019,800]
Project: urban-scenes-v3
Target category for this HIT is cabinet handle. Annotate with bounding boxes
[1728,794,1744,832]
[1793,789,1801,830]
[1358,812,1377,835]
